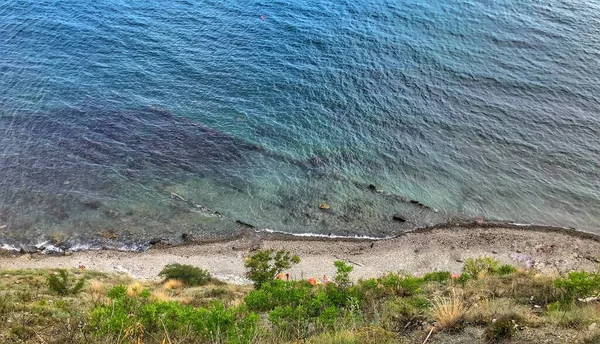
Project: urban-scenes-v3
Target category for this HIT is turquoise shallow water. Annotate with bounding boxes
[0,0,599,249]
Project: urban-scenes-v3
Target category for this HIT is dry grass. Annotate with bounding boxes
[546,305,599,329]
[126,281,144,297]
[430,289,466,331]
[151,290,172,302]
[89,280,106,304]
[466,298,539,327]
[163,279,184,290]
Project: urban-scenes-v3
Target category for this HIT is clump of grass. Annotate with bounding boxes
[158,263,211,286]
[163,279,184,290]
[431,289,466,331]
[484,315,518,343]
[466,298,537,327]
[126,281,144,297]
[89,280,106,304]
[381,297,429,332]
[306,330,357,344]
[150,290,172,302]
[546,303,598,329]
[463,257,501,279]
[46,269,85,295]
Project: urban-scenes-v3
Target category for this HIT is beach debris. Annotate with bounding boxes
[260,15,265,20]
[392,214,407,222]
[319,203,330,210]
[78,264,86,271]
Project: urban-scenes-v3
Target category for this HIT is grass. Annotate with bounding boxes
[430,289,465,331]
[0,255,599,343]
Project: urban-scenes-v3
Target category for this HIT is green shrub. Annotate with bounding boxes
[497,265,517,276]
[554,271,600,302]
[46,269,85,295]
[380,273,421,296]
[244,249,300,289]
[483,315,517,343]
[158,263,211,286]
[422,271,451,283]
[462,257,501,279]
[334,260,354,289]
[456,273,473,284]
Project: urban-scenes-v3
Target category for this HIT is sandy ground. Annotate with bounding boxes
[1,225,600,284]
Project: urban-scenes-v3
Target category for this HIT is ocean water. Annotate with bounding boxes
[0,0,599,249]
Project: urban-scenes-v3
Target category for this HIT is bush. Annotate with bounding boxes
[554,271,600,302]
[381,297,429,332]
[380,273,421,297]
[244,249,300,289]
[484,315,518,343]
[47,269,85,295]
[334,260,354,289]
[462,257,501,279]
[497,265,517,275]
[422,271,451,283]
[158,263,211,286]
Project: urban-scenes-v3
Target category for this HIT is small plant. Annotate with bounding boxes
[158,263,211,286]
[46,269,85,295]
[334,260,354,289]
[483,315,518,343]
[422,271,451,283]
[245,249,300,288]
[463,257,501,279]
[431,289,465,331]
[497,264,517,275]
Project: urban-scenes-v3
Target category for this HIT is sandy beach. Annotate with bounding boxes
[1,223,600,283]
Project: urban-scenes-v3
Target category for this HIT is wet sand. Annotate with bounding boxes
[1,224,599,284]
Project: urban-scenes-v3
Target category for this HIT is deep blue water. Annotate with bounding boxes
[0,0,599,249]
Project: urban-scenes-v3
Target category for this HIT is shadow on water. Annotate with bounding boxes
[0,105,446,250]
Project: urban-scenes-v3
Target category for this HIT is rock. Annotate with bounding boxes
[368,184,377,191]
[82,200,102,210]
[392,214,407,222]
[181,233,192,242]
[589,323,597,331]
[235,220,255,228]
[410,200,419,204]
[492,250,498,254]
[149,237,164,245]
[319,203,331,210]
[19,245,39,254]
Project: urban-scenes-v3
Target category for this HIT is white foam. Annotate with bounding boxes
[257,228,392,240]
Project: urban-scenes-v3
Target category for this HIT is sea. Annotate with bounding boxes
[0,0,599,251]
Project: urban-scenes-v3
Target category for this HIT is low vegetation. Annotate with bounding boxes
[1,254,600,343]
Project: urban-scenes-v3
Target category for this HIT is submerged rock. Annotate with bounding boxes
[392,214,407,222]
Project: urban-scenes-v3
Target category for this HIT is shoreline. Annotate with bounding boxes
[2,222,600,284]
